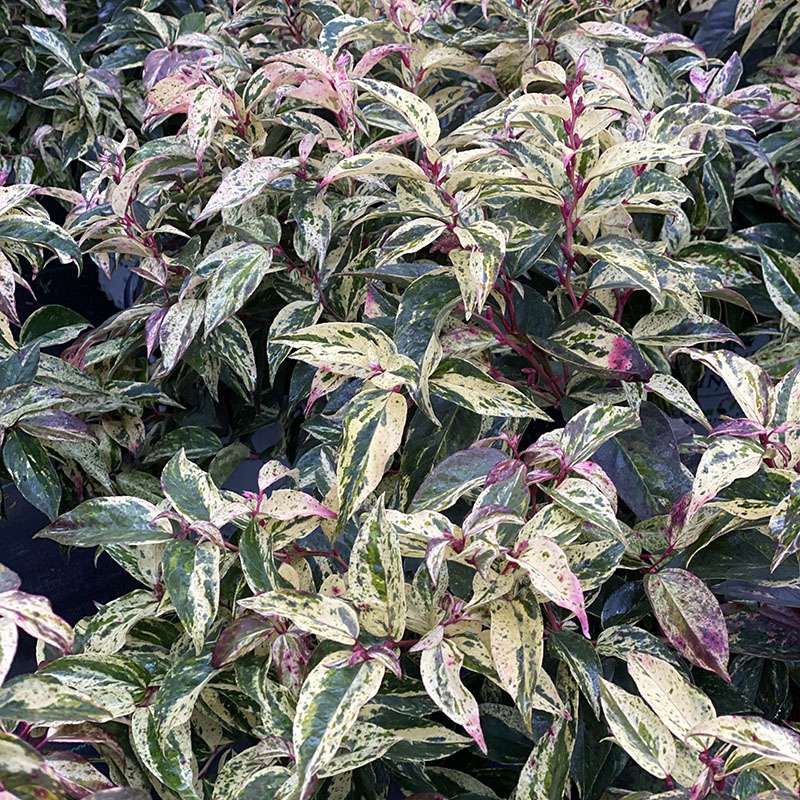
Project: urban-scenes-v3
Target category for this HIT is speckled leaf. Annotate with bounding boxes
[357,79,440,146]
[196,157,298,222]
[741,0,794,51]
[274,322,414,386]
[644,568,730,681]
[293,189,332,268]
[687,436,764,519]
[490,592,543,727]
[411,446,505,512]
[534,312,653,382]
[450,221,506,317]
[549,629,602,717]
[162,540,219,654]
[187,84,222,167]
[771,478,800,570]
[380,218,447,265]
[318,724,399,778]
[321,152,427,185]
[0,731,66,799]
[0,215,81,264]
[0,674,112,724]
[676,348,774,425]
[161,449,226,523]
[0,591,73,652]
[587,141,702,183]
[688,715,800,764]
[627,652,715,749]
[43,496,171,546]
[581,237,662,301]
[544,477,623,541]
[77,590,161,655]
[349,496,406,640]
[646,374,711,429]
[31,0,66,25]
[3,429,60,520]
[513,717,572,800]
[158,299,204,375]
[238,588,359,645]
[293,653,385,798]
[430,358,549,420]
[559,403,640,465]
[24,25,81,71]
[509,537,589,637]
[199,243,277,334]
[267,300,321,382]
[150,650,217,733]
[394,273,461,423]
[760,246,800,330]
[600,678,676,779]
[260,489,335,521]
[0,618,16,686]
[337,387,407,526]
[130,708,199,798]
[212,750,290,800]
[420,639,486,753]
[632,310,739,348]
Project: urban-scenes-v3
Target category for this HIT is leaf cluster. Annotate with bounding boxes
[1,1,800,799]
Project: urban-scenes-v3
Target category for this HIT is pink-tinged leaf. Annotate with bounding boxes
[420,639,487,754]
[364,131,419,152]
[260,489,337,520]
[709,418,766,438]
[212,615,274,668]
[143,48,211,88]
[145,307,167,357]
[0,564,20,593]
[607,335,647,378]
[0,253,19,324]
[0,590,73,653]
[644,568,730,682]
[509,537,590,637]
[352,43,411,79]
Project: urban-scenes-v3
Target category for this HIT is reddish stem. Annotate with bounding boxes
[559,66,588,311]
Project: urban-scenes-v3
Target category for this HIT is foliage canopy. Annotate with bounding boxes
[1,0,800,798]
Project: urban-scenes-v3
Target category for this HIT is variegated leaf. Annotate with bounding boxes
[490,591,543,727]
[162,540,220,654]
[43,497,171,546]
[689,715,800,764]
[513,718,572,800]
[336,387,407,526]
[627,652,715,749]
[509,537,589,637]
[430,358,549,420]
[196,157,298,222]
[293,653,385,798]
[238,589,359,645]
[187,84,223,167]
[600,678,676,779]
[321,152,427,185]
[274,322,415,387]
[356,79,440,146]
[348,496,406,640]
[198,243,279,334]
[644,568,730,681]
[676,348,774,425]
[420,639,486,753]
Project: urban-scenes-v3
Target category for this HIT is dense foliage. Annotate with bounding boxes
[1,0,800,798]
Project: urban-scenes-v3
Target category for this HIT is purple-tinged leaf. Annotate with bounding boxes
[0,591,73,653]
[644,568,730,682]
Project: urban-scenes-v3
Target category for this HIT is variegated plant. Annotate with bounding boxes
[2,0,800,799]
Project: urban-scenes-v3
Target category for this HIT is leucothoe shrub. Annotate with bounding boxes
[0,0,800,798]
